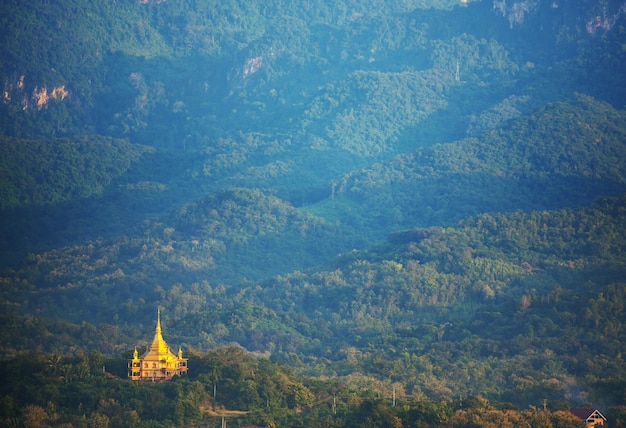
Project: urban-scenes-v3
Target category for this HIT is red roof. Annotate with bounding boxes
[570,408,606,421]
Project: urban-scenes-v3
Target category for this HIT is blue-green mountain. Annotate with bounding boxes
[1,0,626,426]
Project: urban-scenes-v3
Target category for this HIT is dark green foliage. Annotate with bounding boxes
[307,95,626,236]
[0,346,319,427]
[2,195,625,415]
[2,0,626,425]
[0,347,594,428]
[0,135,149,208]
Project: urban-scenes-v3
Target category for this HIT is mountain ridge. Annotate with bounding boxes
[1,0,626,423]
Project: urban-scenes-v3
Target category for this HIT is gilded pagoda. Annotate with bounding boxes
[128,309,188,381]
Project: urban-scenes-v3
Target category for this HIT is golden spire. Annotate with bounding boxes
[144,307,172,357]
[155,307,162,338]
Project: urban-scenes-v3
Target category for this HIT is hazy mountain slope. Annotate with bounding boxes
[2,194,624,407]
[0,137,187,264]
[1,0,625,259]
[304,95,626,235]
[2,94,626,324]
[197,194,626,406]
[1,0,626,414]
[2,0,624,148]
[0,135,150,209]
[0,188,359,325]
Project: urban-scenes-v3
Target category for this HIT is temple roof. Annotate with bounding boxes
[141,308,178,361]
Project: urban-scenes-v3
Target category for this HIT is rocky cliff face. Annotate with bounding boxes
[3,74,69,111]
[492,0,540,27]
[491,0,626,34]
[584,0,626,34]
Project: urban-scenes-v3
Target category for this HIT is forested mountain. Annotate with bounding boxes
[2,195,625,426]
[310,95,626,233]
[1,0,626,426]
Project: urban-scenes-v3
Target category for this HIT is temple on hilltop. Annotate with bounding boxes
[128,309,188,381]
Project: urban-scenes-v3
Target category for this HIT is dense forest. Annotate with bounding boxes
[1,0,626,426]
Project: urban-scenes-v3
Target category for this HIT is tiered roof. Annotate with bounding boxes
[141,308,180,362]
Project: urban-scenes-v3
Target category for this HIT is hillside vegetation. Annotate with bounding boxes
[2,194,625,403]
[1,0,626,426]
[0,135,150,209]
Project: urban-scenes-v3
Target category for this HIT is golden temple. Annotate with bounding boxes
[128,309,188,381]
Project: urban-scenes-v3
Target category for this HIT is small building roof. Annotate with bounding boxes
[570,408,607,421]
